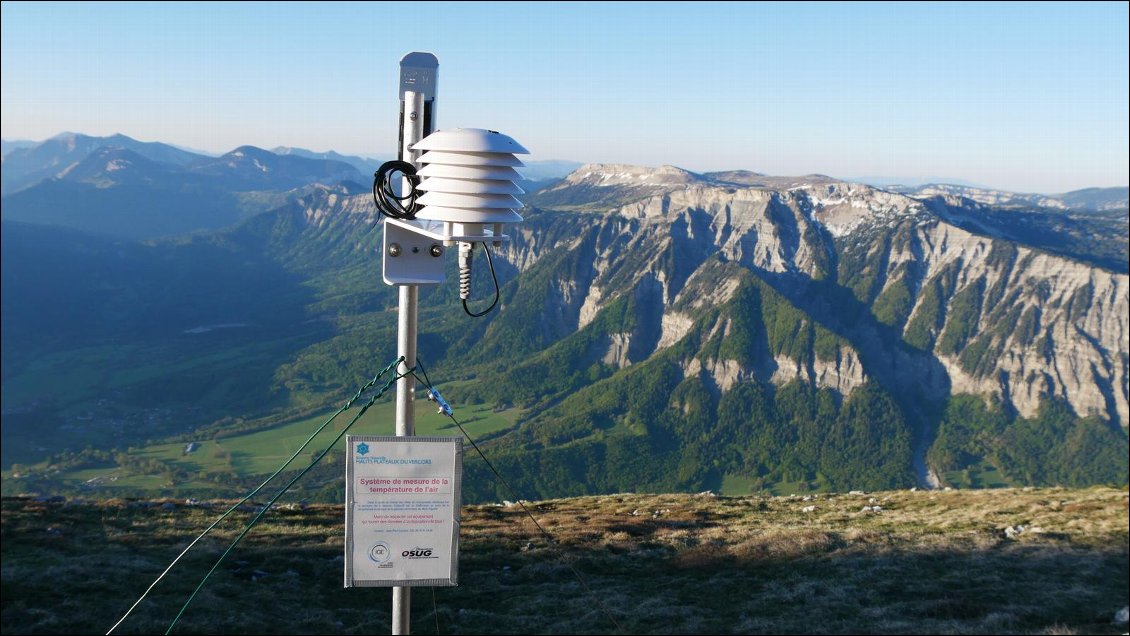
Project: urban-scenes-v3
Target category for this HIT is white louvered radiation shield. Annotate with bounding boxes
[381,128,529,294]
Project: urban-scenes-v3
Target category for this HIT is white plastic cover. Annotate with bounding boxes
[419,177,524,195]
[412,128,529,154]
[417,191,523,209]
[417,163,524,181]
[413,205,524,224]
[417,150,525,167]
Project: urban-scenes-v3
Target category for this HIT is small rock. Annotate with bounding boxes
[1113,606,1128,625]
[849,490,865,495]
[801,505,817,513]
[501,565,511,571]
[521,542,534,552]
[861,506,882,513]
[630,509,640,516]
[502,500,514,507]
[185,498,200,506]
[802,495,813,502]
[909,487,918,492]
[1003,525,1028,539]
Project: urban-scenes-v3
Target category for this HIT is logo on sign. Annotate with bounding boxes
[368,541,391,563]
[402,547,436,559]
[357,442,370,456]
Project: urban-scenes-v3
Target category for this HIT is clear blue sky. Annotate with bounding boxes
[2,1,1127,193]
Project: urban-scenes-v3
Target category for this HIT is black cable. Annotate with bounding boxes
[416,356,434,389]
[441,396,625,634]
[372,160,420,220]
[409,362,626,635]
[431,587,441,635]
[462,243,501,317]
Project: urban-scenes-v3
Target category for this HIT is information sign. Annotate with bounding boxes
[344,436,462,587]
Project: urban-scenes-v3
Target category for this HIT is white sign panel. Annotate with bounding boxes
[344,436,462,587]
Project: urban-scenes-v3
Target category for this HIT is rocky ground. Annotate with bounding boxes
[2,487,1127,634]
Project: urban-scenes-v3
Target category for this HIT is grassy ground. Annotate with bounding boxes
[2,487,1126,634]
[943,464,1011,489]
[134,402,519,477]
[6,401,521,496]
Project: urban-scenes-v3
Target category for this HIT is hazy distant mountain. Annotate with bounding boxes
[1,138,365,239]
[188,145,362,191]
[517,159,583,182]
[1057,186,1129,211]
[894,183,1129,212]
[0,133,205,195]
[851,176,990,189]
[702,170,767,185]
[55,146,178,187]
[0,139,37,158]
[0,154,249,240]
[271,146,386,176]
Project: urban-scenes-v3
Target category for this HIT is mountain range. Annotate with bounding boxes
[0,133,366,239]
[1,134,1126,500]
[892,182,1129,212]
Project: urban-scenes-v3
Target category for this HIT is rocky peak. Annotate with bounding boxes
[561,163,703,187]
[504,167,1130,429]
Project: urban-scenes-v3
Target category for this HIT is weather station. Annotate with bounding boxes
[344,51,529,635]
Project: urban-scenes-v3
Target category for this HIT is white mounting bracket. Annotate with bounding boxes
[382,221,445,286]
[382,219,511,286]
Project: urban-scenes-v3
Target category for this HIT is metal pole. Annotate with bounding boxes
[394,285,417,436]
[392,88,426,636]
[392,284,416,635]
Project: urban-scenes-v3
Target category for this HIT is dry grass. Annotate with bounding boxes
[2,487,1127,634]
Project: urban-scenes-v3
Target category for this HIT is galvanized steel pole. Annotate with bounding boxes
[391,52,437,636]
